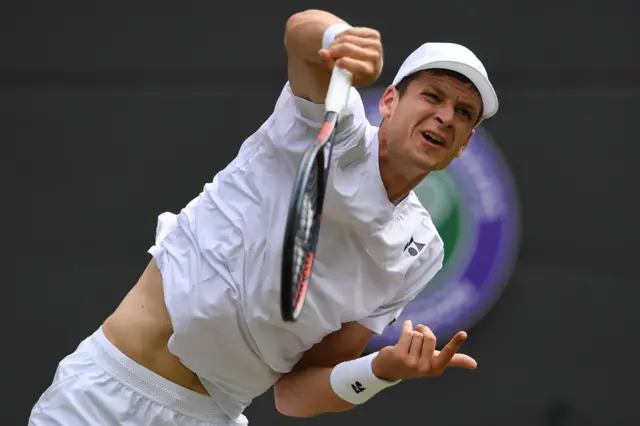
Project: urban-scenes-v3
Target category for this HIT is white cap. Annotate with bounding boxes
[392,42,499,120]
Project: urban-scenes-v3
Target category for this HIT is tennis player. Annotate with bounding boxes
[29,9,498,426]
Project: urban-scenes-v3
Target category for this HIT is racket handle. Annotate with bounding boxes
[325,67,353,114]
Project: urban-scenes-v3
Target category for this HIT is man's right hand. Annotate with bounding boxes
[318,27,383,88]
[285,10,383,104]
[371,320,478,382]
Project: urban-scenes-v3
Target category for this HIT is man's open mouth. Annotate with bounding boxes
[421,131,445,147]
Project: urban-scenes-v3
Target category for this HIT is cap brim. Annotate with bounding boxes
[398,61,499,120]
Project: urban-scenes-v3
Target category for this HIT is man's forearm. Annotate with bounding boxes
[284,9,347,65]
[274,366,355,418]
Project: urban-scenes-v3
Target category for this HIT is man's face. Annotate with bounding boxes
[379,71,483,174]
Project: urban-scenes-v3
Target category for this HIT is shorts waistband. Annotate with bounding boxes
[86,327,233,423]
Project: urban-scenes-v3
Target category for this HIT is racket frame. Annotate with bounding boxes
[280,67,353,322]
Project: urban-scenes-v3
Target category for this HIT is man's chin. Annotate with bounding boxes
[412,154,442,174]
[418,151,457,172]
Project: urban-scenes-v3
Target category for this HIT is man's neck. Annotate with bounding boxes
[378,138,428,205]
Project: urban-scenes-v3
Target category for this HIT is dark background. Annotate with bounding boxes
[7,1,639,424]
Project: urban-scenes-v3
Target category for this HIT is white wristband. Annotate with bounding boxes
[329,352,400,405]
[322,23,352,50]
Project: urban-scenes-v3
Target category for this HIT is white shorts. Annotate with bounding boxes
[29,327,249,426]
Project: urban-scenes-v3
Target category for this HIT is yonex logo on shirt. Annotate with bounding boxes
[403,237,425,256]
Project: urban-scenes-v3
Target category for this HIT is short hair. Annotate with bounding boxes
[395,68,480,97]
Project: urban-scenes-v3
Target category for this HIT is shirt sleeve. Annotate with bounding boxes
[358,244,445,335]
[265,81,369,154]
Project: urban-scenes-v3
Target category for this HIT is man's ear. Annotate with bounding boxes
[379,85,398,120]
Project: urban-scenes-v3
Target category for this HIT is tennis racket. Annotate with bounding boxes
[280,66,353,322]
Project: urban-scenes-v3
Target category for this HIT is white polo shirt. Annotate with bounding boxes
[149,82,444,420]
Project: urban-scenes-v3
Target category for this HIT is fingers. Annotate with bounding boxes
[431,331,469,373]
[395,320,414,353]
[394,325,476,379]
[407,331,423,360]
[318,49,335,69]
[415,325,436,370]
[446,353,477,370]
[320,27,382,86]
[335,57,377,79]
[329,41,379,63]
[330,35,382,57]
[338,27,381,40]
[317,50,377,84]
[327,34,380,74]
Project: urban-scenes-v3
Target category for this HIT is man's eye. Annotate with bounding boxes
[456,108,471,118]
[423,93,439,101]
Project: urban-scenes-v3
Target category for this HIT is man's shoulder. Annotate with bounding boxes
[354,192,443,280]
[405,192,442,236]
[401,195,445,263]
[392,199,445,298]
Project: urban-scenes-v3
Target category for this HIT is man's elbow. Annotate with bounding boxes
[285,9,322,29]
[274,380,353,418]
[273,381,316,418]
[284,10,312,52]
[284,9,332,52]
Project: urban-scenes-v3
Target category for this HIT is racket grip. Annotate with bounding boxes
[325,67,353,114]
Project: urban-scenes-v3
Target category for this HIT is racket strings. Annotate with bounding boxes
[281,117,337,321]
[291,165,320,296]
